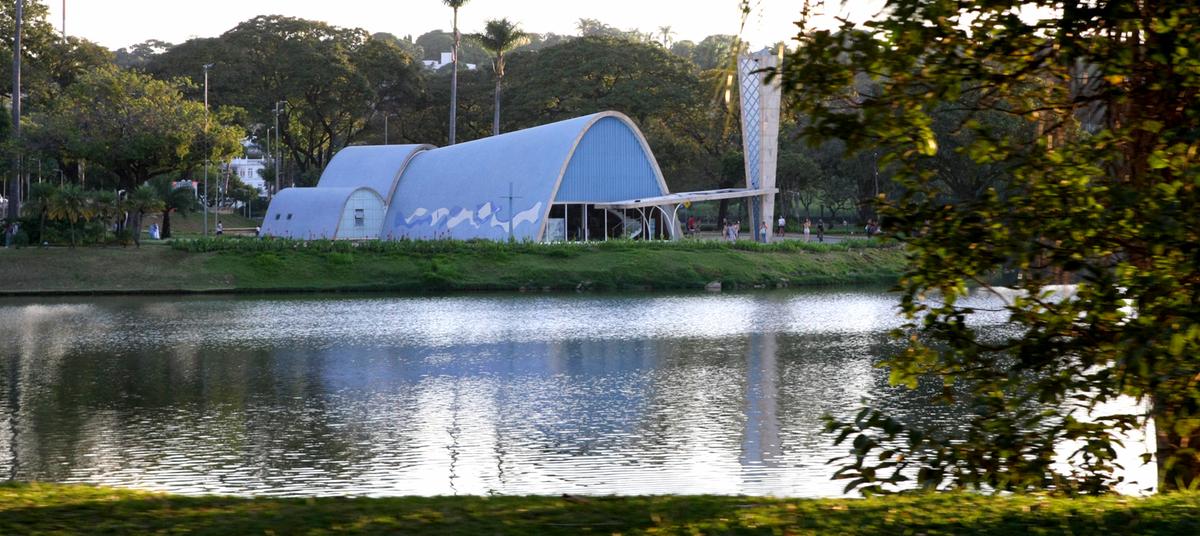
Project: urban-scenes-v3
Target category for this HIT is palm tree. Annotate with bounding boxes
[472,19,529,137]
[123,185,164,247]
[659,25,675,48]
[25,183,59,244]
[443,0,471,145]
[47,184,91,248]
[150,176,198,239]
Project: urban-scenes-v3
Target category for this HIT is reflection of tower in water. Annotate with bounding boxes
[741,332,780,469]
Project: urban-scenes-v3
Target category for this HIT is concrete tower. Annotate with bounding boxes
[738,48,781,242]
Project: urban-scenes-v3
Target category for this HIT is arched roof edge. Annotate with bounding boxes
[533,111,670,241]
[383,144,436,204]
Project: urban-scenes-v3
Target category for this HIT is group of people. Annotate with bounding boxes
[783,217,828,243]
[722,219,742,242]
[683,214,879,243]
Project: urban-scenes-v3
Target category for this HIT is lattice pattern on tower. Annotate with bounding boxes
[739,56,763,190]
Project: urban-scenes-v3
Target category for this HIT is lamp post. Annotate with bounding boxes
[202,63,213,237]
[384,114,389,145]
[274,101,285,193]
[264,126,272,196]
[7,0,24,223]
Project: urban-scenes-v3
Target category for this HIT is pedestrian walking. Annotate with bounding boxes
[777,215,786,237]
[803,218,812,242]
[817,219,825,243]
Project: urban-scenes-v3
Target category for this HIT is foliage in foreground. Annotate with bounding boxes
[785,0,1200,493]
[0,483,1196,535]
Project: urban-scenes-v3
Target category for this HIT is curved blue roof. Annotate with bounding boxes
[383,112,668,241]
[261,187,382,240]
[316,144,432,201]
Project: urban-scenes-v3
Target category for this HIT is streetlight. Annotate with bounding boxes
[264,127,272,196]
[274,101,286,193]
[203,63,213,237]
[7,0,24,223]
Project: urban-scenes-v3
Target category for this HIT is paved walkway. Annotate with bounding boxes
[686,231,863,244]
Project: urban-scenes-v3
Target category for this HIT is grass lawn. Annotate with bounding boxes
[0,239,908,295]
[141,210,262,238]
[1,483,1196,535]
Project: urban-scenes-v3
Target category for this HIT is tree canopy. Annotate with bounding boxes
[783,0,1200,493]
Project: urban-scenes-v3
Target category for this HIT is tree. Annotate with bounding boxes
[36,65,241,193]
[414,30,488,65]
[783,0,1200,493]
[658,26,675,48]
[149,176,197,239]
[471,18,529,136]
[443,0,470,145]
[113,39,173,70]
[45,183,88,247]
[24,181,55,242]
[776,150,822,218]
[148,16,422,175]
[122,185,163,247]
[691,35,737,70]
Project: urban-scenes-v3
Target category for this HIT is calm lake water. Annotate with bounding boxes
[0,289,1031,497]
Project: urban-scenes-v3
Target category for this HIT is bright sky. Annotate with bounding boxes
[45,0,885,51]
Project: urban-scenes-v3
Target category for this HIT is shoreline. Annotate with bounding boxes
[0,239,908,298]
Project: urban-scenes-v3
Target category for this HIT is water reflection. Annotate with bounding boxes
[1,290,991,497]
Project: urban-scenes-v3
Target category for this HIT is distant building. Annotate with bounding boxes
[261,111,774,242]
[421,52,477,71]
[228,158,267,196]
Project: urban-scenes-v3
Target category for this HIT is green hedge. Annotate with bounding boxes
[170,235,894,255]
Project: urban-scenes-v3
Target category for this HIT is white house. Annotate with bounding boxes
[421,52,477,71]
[228,158,267,195]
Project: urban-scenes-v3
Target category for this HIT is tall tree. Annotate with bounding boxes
[443,0,470,145]
[36,65,242,192]
[784,0,1200,493]
[471,18,528,136]
[149,176,197,239]
[148,16,421,177]
[122,185,163,247]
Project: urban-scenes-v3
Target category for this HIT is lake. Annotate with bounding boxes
[1,288,1133,497]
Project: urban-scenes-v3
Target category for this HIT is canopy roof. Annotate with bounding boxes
[592,188,779,210]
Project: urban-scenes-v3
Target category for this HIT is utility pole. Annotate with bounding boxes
[264,127,272,196]
[274,101,285,193]
[8,0,24,223]
[384,114,388,145]
[61,0,65,37]
[203,63,212,237]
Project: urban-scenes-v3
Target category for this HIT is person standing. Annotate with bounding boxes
[777,214,786,237]
[816,219,825,243]
[759,221,768,243]
[803,218,812,242]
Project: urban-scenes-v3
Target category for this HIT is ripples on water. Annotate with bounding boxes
[0,289,1016,497]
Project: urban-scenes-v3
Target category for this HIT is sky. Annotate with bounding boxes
[42,0,885,51]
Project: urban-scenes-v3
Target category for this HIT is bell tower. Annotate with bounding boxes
[738,48,781,242]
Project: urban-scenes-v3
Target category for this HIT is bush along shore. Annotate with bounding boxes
[0,237,907,296]
[1,483,1198,535]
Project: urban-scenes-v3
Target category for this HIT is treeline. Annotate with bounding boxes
[2,1,1023,235]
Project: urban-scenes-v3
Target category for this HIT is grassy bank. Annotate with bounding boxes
[0,238,906,296]
[1,484,1196,535]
